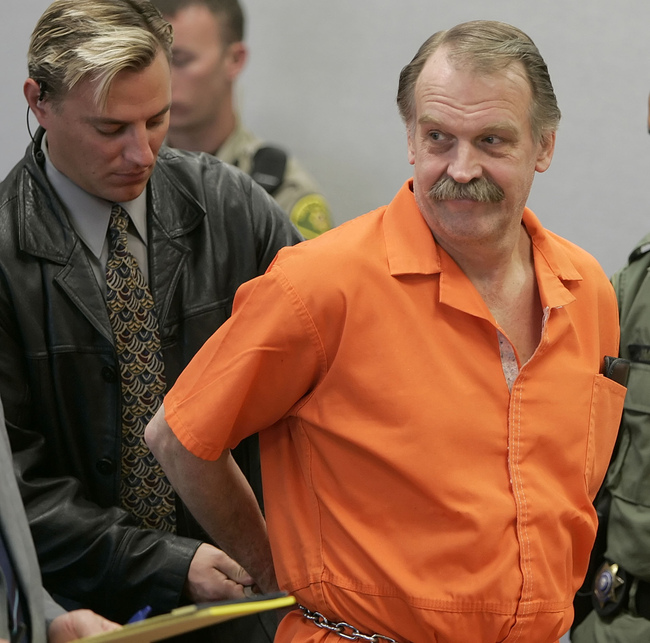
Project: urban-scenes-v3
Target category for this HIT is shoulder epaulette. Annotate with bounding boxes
[611,232,650,320]
[627,233,650,263]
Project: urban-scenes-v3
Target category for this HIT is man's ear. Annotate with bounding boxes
[407,124,416,166]
[535,130,556,174]
[24,78,50,128]
[225,41,247,82]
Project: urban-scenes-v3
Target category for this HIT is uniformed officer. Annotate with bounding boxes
[152,0,334,239]
[570,92,650,643]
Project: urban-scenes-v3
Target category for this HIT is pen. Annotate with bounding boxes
[127,605,152,624]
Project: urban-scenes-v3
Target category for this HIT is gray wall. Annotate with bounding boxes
[0,2,631,638]
[3,2,650,278]
[237,0,650,279]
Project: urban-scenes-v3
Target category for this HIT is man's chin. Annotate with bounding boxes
[95,182,148,204]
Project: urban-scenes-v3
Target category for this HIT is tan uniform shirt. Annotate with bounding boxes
[217,120,333,239]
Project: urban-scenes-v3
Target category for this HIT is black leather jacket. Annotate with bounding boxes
[0,131,302,624]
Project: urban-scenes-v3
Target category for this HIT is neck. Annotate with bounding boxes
[448,224,542,365]
[442,222,529,289]
[166,103,236,154]
[467,226,534,304]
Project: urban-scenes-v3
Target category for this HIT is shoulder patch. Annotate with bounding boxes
[289,194,333,239]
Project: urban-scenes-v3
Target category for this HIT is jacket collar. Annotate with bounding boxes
[18,130,206,263]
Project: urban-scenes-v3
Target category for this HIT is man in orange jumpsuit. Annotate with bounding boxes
[146,20,626,642]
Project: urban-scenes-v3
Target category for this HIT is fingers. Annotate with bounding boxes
[48,610,120,643]
[185,543,256,603]
[209,547,255,586]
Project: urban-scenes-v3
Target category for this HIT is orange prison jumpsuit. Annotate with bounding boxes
[165,180,625,642]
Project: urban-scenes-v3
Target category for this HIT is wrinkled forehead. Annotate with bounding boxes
[413,48,533,116]
[418,46,530,93]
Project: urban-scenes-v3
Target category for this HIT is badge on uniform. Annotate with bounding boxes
[593,561,628,616]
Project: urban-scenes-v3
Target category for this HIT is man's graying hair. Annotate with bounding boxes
[151,0,245,45]
[28,0,173,108]
[397,20,561,143]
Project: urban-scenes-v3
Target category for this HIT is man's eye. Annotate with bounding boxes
[97,127,122,137]
[429,131,443,141]
[483,136,501,145]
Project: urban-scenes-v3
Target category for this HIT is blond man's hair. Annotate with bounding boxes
[28,0,173,108]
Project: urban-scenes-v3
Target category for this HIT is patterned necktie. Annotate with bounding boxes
[0,530,27,643]
[105,204,176,531]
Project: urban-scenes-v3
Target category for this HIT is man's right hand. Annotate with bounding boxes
[185,543,256,602]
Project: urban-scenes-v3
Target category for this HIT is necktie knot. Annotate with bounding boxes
[109,203,128,229]
[107,204,129,256]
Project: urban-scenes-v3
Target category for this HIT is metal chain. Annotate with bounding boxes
[299,605,398,642]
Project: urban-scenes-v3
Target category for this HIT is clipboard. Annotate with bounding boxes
[77,592,296,642]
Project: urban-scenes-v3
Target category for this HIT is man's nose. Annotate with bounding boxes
[124,126,155,167]
[446,141,482,183]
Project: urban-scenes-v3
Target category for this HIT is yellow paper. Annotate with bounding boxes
[77,593,296,642]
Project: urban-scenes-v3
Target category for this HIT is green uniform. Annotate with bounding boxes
[573,233,650,641]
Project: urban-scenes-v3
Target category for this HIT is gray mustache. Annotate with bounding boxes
[429,176,505,203]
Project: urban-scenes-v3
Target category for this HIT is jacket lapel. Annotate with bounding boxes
[19,148,113,342]
[147,161,204,327]
[53,247,113,342]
